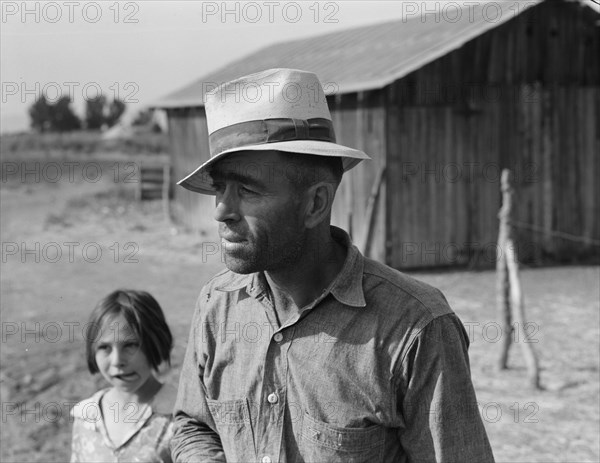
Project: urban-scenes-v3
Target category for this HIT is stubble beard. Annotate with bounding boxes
[223,228,306,275]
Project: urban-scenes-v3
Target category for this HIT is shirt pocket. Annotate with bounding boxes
[298,412,386,463]
[206,398,256,461]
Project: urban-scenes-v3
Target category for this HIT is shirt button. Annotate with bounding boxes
[267,393,278,404]
[273,332,283,343]
[261,456,272,463]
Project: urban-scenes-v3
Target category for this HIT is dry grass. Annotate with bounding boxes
[1,167,598,462]
[418,268,599,462]
[0,129,169,158]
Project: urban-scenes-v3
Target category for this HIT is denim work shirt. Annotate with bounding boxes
[172,227,495,463]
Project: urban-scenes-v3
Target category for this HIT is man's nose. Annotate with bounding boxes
[214,187,240,222]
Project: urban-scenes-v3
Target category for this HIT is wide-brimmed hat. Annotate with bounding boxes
[177,68,370,194]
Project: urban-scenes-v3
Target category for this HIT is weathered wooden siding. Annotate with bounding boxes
[166,108,214,231]
[328,90,387,263]
[386,84,599,268]
[385,0,599,268]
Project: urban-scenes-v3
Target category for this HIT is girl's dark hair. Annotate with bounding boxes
[85,289,173,374]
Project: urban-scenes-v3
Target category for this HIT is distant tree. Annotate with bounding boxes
[131,108,162,133]
[50,96,81,132]
[152,121,163,133]
[85,96,107,129]
[132,108,153,126]
[28,93,124,133]
[106,98,126,127]
[85,96,126,129]
[28,95,52,132]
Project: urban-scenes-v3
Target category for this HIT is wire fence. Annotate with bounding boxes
[510,220,600,246]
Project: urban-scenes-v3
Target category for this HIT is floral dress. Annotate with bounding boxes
[70,387,174,462]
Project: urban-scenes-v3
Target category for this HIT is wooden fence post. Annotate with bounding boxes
[497,170,512,370]
[162,163,171,222]
[497,169,541,390]
[361,167,386,257]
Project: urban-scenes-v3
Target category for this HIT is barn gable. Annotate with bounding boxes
[157,1,545,107]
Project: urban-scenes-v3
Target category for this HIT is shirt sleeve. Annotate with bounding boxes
[396,313,495,463]
[171,295,226,463]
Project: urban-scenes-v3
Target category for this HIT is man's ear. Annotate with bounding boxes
[303,182,335,229]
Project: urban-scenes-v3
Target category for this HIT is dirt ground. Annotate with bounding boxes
[1,157,598,462]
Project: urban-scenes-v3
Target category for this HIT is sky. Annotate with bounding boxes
[2,0,598,133]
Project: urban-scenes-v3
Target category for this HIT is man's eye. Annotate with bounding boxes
[240,186,256,195]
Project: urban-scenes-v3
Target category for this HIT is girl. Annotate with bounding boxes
[70,289,175,462]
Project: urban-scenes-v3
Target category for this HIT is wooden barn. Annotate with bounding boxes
[156,0,599,269]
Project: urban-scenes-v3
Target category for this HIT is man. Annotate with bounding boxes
[171,68,495,462]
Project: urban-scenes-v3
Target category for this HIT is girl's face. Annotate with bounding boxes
[94,314,155,395]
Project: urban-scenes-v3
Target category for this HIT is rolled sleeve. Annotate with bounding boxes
[396,313,495,463]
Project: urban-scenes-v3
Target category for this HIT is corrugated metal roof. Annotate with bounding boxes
[156,0,544,108]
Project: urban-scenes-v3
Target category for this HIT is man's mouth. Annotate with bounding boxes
[219,224,248,242]
[220,234,247,244]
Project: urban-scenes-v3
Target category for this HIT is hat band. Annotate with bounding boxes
[209,118,336,156]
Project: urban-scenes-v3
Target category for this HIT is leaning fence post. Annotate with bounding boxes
[497,170,512,370]
[497,169,541,390]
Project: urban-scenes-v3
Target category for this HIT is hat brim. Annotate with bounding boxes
[177,140,371,195]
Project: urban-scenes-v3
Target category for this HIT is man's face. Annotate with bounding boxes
[210,150,307,274]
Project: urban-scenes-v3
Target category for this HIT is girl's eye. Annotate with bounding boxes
[123,341,140,352]
[96,344,110,353]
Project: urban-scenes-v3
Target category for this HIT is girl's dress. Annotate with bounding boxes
[70,384,175,462]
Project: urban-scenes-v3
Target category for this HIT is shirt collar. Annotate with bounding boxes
[327,226,367,308]
[214,271,252,292]
[214,269,270,303]
[212,226,366,308]
[71,386,166,430]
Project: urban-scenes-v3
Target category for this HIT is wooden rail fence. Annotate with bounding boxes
[136,163,172,221]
